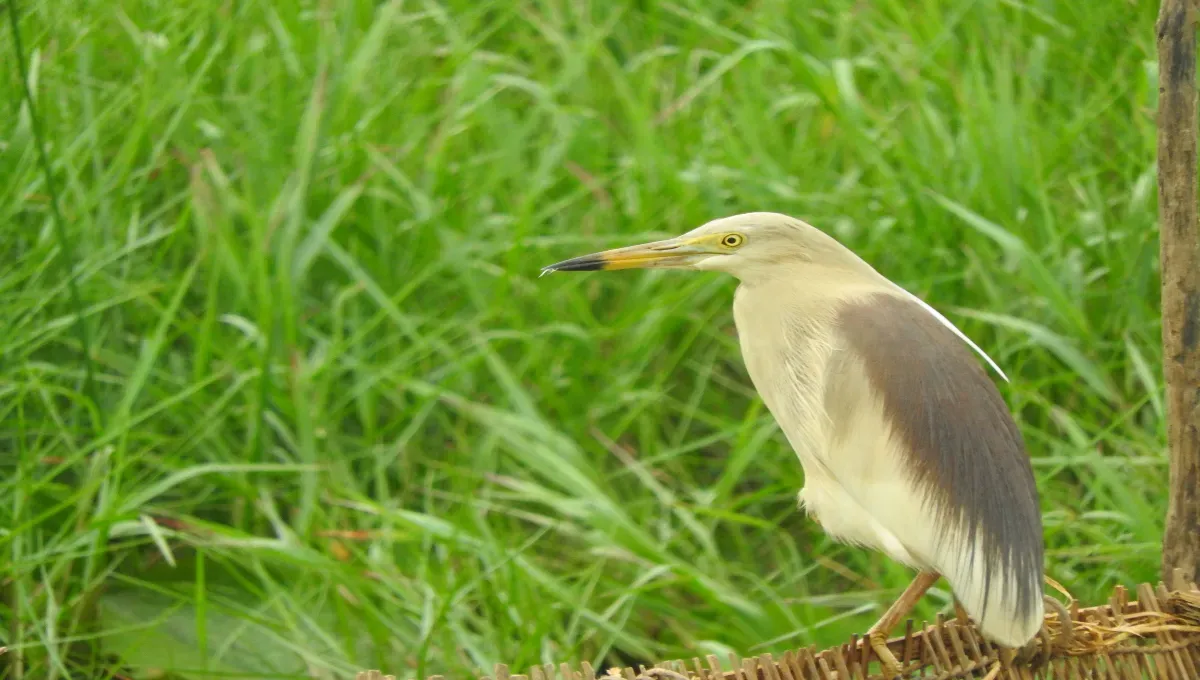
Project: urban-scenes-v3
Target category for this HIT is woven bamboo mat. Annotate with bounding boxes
[357,570,1200,680]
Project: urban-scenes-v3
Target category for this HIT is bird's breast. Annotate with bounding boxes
[732,282,843,472]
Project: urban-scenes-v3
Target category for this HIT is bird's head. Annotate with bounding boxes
[541,212,868,283]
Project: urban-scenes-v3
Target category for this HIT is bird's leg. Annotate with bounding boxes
[866,570,941,678]
[953,597,970,626]
[868,570,941,634]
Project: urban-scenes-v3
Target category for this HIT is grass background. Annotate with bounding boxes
[0,0,1170,678]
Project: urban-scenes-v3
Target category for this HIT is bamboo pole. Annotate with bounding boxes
[1156,0,1200,585]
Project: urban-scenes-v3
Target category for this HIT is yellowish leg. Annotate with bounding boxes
[953,598,970,626]
[866,570,941,678]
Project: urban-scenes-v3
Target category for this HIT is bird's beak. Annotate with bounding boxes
[540,236,712,274]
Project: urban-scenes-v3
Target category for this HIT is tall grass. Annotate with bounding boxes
[0,1,1166,678]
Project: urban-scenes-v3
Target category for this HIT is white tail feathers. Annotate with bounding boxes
[944,544,1045,648]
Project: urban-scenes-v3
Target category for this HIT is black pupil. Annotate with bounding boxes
[726,236,737,245]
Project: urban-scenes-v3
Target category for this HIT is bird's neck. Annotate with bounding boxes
[733,258,891,292]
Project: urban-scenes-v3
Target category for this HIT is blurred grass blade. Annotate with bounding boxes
[954,308,1119,403]
[6,1,100,426]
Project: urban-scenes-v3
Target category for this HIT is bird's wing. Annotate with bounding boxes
[822,291,1044,647]
[892,287,1010,382]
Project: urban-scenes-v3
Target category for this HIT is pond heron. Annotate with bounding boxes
[541,212,1045,676]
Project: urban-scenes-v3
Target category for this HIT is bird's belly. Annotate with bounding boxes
[733,284,921,567]
[798,473,920,567]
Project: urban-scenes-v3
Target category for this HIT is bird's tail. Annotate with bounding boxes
[943,539,1045,648]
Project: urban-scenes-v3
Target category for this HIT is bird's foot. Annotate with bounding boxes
[861,570,939,678]
[868,630,904,679]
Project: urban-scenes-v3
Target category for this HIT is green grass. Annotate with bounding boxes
[0,0,1169,678]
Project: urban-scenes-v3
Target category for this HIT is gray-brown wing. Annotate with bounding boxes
[830,292,1044,646]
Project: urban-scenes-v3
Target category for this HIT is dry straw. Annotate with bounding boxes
[357,570,1200,680]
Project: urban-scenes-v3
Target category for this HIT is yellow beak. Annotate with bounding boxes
[540,237,712,274]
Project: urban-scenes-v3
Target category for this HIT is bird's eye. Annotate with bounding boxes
[722,233,745,248]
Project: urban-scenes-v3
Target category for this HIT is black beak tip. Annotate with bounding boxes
[539,256,605,274]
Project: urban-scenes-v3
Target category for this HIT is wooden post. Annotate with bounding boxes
[1157,0,1200,586]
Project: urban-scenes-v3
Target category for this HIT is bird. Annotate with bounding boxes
[540,212,1045,677]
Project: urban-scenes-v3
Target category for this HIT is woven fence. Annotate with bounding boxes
[356,570,1200,680]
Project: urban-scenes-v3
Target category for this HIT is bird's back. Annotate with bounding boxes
[733,276,1044,648]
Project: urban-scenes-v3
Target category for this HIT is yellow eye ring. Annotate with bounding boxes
[721,233,745,248]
